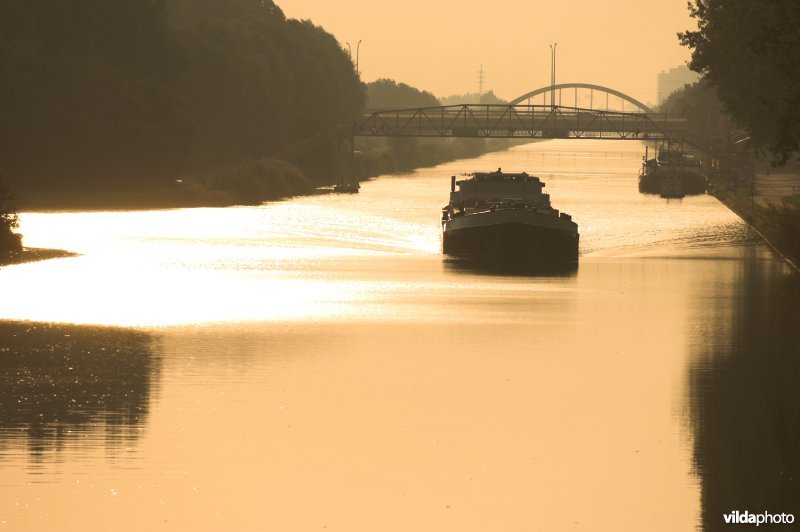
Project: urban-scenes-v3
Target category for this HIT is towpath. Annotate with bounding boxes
[753,171,800,207]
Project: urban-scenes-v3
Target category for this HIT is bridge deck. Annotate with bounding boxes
[357,104,689,142]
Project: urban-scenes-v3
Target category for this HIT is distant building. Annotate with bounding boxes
[657,65,700,104]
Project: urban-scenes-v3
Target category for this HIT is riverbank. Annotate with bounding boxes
[0,247,77,267]
[710,172,800,271]
[13,138,529,212]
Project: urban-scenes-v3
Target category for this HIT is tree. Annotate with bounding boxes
[679,1,800,163]
[0,0,365,205]
[171,6,364,175]
[439,90,507,106]
[659,79,727,147]
[166,0,285,27]
[0,0,187,189]
[0,173,22,258]
[366,79,439,109]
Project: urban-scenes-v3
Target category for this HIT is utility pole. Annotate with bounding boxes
[345,40,362,76]
[478,64,485,96]
[549,43,557,109]
[356,40,362,76]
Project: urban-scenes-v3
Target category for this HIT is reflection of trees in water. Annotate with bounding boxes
[0,321,159,458]
[689,262,800,531]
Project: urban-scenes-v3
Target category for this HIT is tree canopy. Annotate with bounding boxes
[0,0,364,201]
[680,0,800,162]
[439,90,507,106]
[659,79,727,147]
[366,79,439,109]
[0,173,22,257]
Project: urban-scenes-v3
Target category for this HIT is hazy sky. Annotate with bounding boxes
[278,0,697,105]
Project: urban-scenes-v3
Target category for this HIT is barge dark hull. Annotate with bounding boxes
[638,171,706,195]
[443,221,579,262]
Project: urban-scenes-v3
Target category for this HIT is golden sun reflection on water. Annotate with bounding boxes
[4,202,446,326]
[2,140,758,329]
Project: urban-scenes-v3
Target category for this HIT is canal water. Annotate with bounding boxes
[1,140,798,531]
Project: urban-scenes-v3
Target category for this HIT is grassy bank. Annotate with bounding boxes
[3,137,529,266]
[710,178,800,270]
[14,137,531,211]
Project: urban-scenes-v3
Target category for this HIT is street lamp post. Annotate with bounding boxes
[549,43,557,109]
[345,40,362,76]
[548,44,553,108]
[356,40,362,76]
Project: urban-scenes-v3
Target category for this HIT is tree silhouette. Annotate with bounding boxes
[680,0,800,163]
[0,173,22,258]
[0,0,364,205]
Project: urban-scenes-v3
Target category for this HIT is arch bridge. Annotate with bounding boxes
[277,84,706,160]
[355,83,706,152]
[508,82,654,113]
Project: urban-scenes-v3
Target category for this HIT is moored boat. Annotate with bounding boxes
[639,145,706,195]
[333,181,360,193]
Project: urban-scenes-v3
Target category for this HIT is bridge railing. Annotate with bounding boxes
[357,104,689,142]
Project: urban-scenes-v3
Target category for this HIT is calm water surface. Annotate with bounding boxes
[1,140,798,531]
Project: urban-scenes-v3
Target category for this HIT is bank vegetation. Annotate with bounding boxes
[1,0,363,210]
[678,0,800,267]
[0,174,22,261]
[0,1,523,219]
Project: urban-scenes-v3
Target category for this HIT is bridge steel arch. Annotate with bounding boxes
[509,83,654,113]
